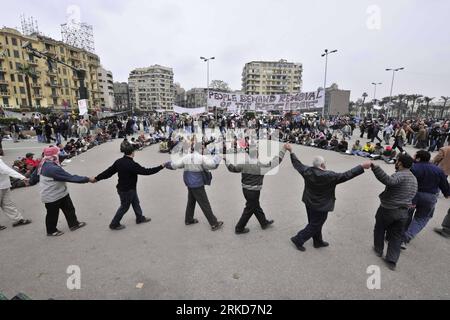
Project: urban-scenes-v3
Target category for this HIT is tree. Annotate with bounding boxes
[440,96,450,119]
[409,94,422,116]
[361,92,368,116]
[16,64,37,109]
[423,96,434,118]
[395,94,407,119]
[209,80,231,92]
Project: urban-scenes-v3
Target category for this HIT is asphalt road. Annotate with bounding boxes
[0,132,449,300]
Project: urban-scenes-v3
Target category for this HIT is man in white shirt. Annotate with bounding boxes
[0,158,32,231]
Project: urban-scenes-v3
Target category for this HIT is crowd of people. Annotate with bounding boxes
[0,111,449,273]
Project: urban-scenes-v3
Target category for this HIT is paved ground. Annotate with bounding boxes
[0,132,449,300]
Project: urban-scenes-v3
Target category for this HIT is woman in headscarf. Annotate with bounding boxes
[37,146,94,237]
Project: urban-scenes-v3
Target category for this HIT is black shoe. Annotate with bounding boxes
[383,258,396,271]
[291,237,306,252]
[110,224,126,231]
[0,225,7,231]
[235,228,250,234]
[211,221,224,231]
[70,222,87,232]
[12,219,32,227]
[400,241,408,250]
[261,220,274,230]
[313,241,329,249]
[185,219,199,226]
[434,228,450,239]
[373,247,383,257]
[137,217,151,224]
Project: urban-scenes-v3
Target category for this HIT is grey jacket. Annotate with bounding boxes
[372,165,418,209]
[39,162,89,203]
[225,149,286,190]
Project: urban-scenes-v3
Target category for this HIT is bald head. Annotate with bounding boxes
[313,156,326,170]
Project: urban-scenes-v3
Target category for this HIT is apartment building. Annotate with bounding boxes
[97,66,114,109]
[241,59,302,95]
[113,82,129,111]
[0,27,102,111]
[128,65,174,111]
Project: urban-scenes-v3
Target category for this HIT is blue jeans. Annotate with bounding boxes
[404,192,437,242]
[110,189,144,227]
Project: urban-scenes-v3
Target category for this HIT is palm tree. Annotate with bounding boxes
[440,96,450,119]
[423,96,434,118]
[395,94,407,119]
[16,64,37,109]
[409,94,422,116]
[361,92,368,116]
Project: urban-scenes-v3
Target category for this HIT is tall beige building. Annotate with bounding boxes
[128,65,174,111]
[97,66,114,109]
[0,27,102,111]
[241,59,302,95]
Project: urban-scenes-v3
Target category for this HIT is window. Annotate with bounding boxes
[13,87,17,94]
[18,75,23,82]
[12,38,18,46]
[10,74,15,82]
[13,50,20,58]
[60,47,64,54]
[21,98,27,106]
[15,62,22,70]
[5,37,8,45]
[2,97,8,105]
[19,87,26,94]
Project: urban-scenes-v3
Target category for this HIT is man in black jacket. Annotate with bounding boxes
[285,143,371,251]
[94,144,166,230]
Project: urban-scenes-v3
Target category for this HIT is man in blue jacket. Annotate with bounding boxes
[403,150,450,247]
[166,141,223,231]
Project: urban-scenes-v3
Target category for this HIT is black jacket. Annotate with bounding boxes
[96,156,163,192]
[290,153,364,212]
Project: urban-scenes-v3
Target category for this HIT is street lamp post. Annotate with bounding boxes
[200,56,215,119]
[386,67,404,117]
[321,49,337,119]
[371,82,382,103]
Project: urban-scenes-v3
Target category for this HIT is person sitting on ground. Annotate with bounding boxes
[351,140,362,155]
[381,146,397,164]
[369,143,384,160]
[326,136,339,151]
[24,153,40,169]
[337,139,349,153]
[362,141,375,153]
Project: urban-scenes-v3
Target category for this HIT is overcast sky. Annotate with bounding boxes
[2,0,450,101]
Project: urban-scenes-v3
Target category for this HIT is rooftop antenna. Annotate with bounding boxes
[20,14,40,36]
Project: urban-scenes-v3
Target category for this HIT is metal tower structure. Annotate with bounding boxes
[20,14,40,36]
[61,22,95,53]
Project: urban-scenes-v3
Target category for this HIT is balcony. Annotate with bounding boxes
[33,94,43,99]
[27,60,39,66]
[0,79,7,85]
[0,91,10,96]
[46,81,61,88]
[47,70,58,76]
[0,67,6,73]
[51,93,60,98]
[31,82,41,88]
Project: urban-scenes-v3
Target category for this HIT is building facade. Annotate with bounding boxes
[186,88,207,109]
[0,27,102,111]
[174,83,187,107]
[113,82,129,111]
[241,59,302,95]
[325,86,351,116]
[97,66,114,110]
[128,65,174,111]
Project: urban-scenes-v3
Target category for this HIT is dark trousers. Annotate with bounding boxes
[110,189,143,227]
[185,187,218,226]
[294,207,328,246]
[442,209,450,233]
[45,194,79,234]
[373,206,408,264]
[236,189,269,231]
[392,138,404,153]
